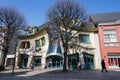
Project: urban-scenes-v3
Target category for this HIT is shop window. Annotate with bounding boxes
[34,57,41,66]
[108,54,120,68]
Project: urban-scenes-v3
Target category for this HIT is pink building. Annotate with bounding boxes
[91,12,120,70]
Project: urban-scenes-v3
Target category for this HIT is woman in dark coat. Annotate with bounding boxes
[101,59,108,72]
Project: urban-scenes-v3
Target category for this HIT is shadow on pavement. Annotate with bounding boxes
[0,69,120,80]
[0,70,29,77]
[29,69,120,80]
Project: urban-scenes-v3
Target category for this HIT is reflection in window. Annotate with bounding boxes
[35,37,46,48]
[28,29,33,34]
[35,40,40,47]
[79,34,90,44]
[41,37,45,46]
[47,40,62,54]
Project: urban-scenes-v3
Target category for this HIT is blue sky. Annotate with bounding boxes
[0,0,120,26]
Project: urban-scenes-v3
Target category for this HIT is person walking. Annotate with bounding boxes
[31,61,35,70]
[77,62,81,69]
[101,59,108,72]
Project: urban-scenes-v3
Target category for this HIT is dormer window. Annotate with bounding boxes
[28,29,33,34]
[72,19,81,27]
[25,27,34,35]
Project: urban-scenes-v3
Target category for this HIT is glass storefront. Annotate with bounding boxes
[20,54,28,68]
[47,56,63,68]
[108,53,120,68]
[68,53,79,70]
[33,56,41,66]
[83,52,94,70]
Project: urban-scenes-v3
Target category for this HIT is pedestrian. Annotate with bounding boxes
[72,58,76,70]
[31,61,35,70]
[101,59,108,72]
[77,62,81,69]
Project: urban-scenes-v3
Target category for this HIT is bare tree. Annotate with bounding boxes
[47,0,87,72]
[0,7,27,70]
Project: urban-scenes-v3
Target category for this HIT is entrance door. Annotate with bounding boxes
[68,53,79,70]
[6,58,14,67]
[34,57,41,66]
[118,58,120,67]
[83,53,94,70]
[47,56,62,68]
[20,54,28,68]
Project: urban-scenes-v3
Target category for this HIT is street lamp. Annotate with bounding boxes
[12,54,16,74]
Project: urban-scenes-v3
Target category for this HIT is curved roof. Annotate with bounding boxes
[19,23,48,39]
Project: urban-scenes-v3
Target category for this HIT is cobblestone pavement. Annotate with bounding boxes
[0,68,120,80]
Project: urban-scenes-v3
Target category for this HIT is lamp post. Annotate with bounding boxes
[12,54,16,74]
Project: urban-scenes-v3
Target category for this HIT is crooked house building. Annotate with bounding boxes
[2,12,120,71]
[67,22,101,70]
[14,22,101,70]
[15,24,63,69]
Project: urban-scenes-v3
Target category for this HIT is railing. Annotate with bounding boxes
[79,43,95,49]
[68,41,95,50]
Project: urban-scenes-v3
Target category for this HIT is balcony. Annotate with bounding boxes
[17,46,46,55]
[104,42,120,47]
[68,41,95,50]
[79,43,95,49]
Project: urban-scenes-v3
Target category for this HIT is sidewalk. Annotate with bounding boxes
[0,68,120,80]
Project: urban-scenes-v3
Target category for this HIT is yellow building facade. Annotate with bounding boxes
[14,22,101,70]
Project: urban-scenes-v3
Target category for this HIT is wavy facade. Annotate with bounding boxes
[15,24,63,69]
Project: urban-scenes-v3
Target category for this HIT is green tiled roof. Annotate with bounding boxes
[19,23,48,39]
[19,22,97,39]
[81,22,98,32]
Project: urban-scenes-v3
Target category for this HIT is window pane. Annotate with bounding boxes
[41,37,45,46]
[104,30,117,42]
[35,40,40,47]
[28,29,33,34]
[79,34,90,43]
[26,42,30,48]
[20,42,25,48]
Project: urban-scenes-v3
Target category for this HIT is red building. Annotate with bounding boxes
[91,12,120,70]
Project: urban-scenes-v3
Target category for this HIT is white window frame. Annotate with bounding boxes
[104,30,117,42]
